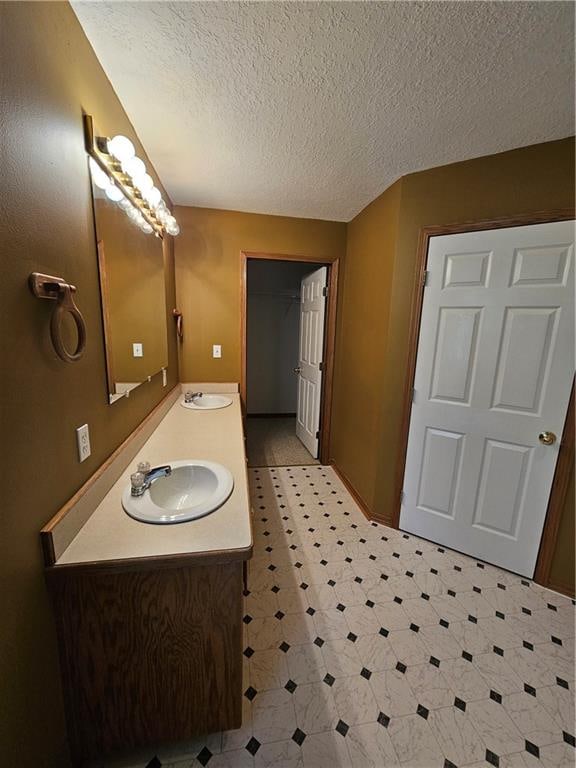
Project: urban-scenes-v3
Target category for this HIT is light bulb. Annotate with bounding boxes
[165,218,180,236]
[137,173,154,193]
[117,197,132,211]
[107,135,135,162]
[105,184,124,202]
[126,206,140,221]
[89,158,111,190]
[121,156,146,181]
[146,187,162,208]
[140,222,154,234]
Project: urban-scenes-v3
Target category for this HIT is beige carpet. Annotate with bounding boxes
[245,416,320,467]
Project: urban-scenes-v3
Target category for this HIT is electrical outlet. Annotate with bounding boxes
[76,424,91,462]
[133,342,143,357]
[213,344,222,358]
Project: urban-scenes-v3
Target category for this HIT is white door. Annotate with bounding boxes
[296,266,328,457]
[400,220,574,577]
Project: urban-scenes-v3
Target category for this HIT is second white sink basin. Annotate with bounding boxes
[122,460,234,524]
[181,394,233,410]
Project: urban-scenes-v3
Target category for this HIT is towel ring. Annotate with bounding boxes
[173,308,183,340]
[29,272,87,363]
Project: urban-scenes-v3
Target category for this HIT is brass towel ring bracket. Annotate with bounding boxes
[29,272,87,363]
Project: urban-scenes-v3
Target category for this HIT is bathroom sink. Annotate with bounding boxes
[122,460,234,524]
[181,394,233,410]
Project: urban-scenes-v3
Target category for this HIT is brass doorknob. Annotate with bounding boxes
[293,367,301,374]
[539,431,557,446]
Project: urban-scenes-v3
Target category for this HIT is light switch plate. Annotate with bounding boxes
[213,344,222,358]
[76,424,91,462]
[133,342,143,357]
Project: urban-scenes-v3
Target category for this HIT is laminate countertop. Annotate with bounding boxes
[55,395,252,566]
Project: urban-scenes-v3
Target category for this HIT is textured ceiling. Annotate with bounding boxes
[72,1,574,221]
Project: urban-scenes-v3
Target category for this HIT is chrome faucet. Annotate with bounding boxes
[130,464,172,497]
[184,391,203,403]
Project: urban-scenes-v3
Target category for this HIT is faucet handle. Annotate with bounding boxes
[137,460,151,474]
[130,471,146,497]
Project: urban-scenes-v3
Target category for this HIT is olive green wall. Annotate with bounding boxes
[332,137,575,592]
[174,206,347,383]
[0,3,178,766]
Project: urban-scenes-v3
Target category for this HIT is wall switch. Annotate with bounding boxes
[76,424,91,463]
[133,342,143,357]
[162,368,167,387]
[212,344,222,358]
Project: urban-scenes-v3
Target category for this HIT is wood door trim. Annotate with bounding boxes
[392,209,575,592]
[240,250,340,465]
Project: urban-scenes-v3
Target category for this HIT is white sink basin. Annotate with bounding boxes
[181,394,233,410]
[122,460,234,524]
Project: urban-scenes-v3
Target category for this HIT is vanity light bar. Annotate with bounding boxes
[83,114,180,238]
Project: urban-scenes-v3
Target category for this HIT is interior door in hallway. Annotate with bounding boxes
[296,266,328,457]
[400,220,575,577]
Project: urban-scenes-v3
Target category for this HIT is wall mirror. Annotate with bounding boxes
[89,169,168,403]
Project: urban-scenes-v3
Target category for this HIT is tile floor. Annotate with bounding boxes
[103,465,575,768]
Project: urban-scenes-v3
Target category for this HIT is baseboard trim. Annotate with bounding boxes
[247,413,297,418]
[544,579,576,600]
[330,462,374,523]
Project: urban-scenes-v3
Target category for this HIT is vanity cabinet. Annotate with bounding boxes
[47,555,245,766]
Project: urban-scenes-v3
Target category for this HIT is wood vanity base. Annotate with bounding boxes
[47,560,244,765]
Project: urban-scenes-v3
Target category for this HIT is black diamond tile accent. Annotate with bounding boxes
[320,559,328,566]
[410,623,420,633]
[394,596,403,604]
[417,704,429,719]
[524,683,536,697]
[348,632,358,642]
[525,740,539,758]
[377,712,390,728]
[306,607,316,616]
[271,585,280,594]
[285,679,297,694]
[522,607,532,615]
[523,641,534,651]
[439,619,450,628]
[477,562,485,569]
[406,570,414,577]
[245,737,261,756]
[564,732,576,747]
[275,611,285,620]
[369,554,377,561]
[243,646,254,658]
[396,661,407,674]
[294,561,303,569]
[473,586,481,594]
[393,552,400,558]
[292,728,306,746]
[244,686,257,701]
[300,582,309,590]
[430,656,440,668]
[462,651,473,662]
[486,750,499,767]
[448,589,456,597]
[366,599,375,608]
[323,673,335,687]
[268,564,276,571]
[468,615,478,624]
[552,636,563,646]
[430,568,439,575]
[381,573,389,581]
[489,690,502,704]
[265,546,273,553]
[197,747,213,766]
[444,760,458,768]
[328,579,336,587]
[495,611,505,620]
[314,636,325,648]
[493,646,504,656]
[243,589,251,597]
[354,577,363,584]
[421,592,430,601]
[335,719,349,737]
[557,677,569,689]
[454,697,466,711]
[345,557,353,563]
[279,641,290,653]
[336,603,346,612]
[497,583,506,590]
[243,615,253,624]
[360,667,372,680]
[379,627,389,638]
[547,603,558,612]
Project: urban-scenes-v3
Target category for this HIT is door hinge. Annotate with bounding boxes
[319,361,324,371]
[316,430,320,439]
[322,286,328,297]
[422,270,429,287]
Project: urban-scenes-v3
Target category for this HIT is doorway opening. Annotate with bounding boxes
[240,251,340,467]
